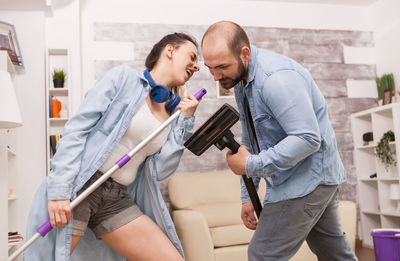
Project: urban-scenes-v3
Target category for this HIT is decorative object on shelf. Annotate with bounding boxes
[0,70,23,128]
[8,232,24,243]
[0,21,24,69]
[8,187,13,198]
[363,131,374,145]
[383,88,393,105]
[60,102,68,118]
[376,73,395,104]
[51,98,62,118]
[389,184,400,213]
[375,130,396,171]
[52,69,65,88]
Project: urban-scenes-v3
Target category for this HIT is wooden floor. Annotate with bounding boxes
[355,246,375,261]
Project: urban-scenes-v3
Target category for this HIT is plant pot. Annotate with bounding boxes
[53,79,64,88]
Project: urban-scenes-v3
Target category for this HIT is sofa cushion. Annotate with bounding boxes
[214,244,249,261]
[191,202,243,227]
[169,170,242,210]
[169,170,267,210]
[210,224,254,247]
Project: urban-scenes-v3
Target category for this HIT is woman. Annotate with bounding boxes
[25,33,200,261]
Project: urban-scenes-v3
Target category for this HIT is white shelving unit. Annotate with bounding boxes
[0,51,22,259]
[351,103,400,248]
[45,48,72,173]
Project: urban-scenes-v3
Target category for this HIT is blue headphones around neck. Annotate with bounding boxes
[143,69,181,112]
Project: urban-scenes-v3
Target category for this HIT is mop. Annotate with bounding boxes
[7,88,207,261]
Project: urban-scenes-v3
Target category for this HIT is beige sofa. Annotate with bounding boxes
[168,169,356,261]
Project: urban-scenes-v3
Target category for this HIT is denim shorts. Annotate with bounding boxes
[72,171,143,239]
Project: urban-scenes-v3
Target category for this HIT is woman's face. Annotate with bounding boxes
[170,41,200,86]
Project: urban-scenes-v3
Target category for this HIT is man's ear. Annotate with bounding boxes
[240,46,250,63]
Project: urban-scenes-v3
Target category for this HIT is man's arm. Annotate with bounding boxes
[246,69,321,179]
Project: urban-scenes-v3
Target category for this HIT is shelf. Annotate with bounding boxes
[352,103,400,118]
[8,195,17,201]
[359,178,378,182]
[362,210,381,215]
[381,212,400,217]
[46,48,71,174]
[50,118,68,123]
[357,141,396,150]
[49,88,69,96]
[7,148,16,157]
[379,178,399,182]
[357,144,375,150]
[48,49,68,56]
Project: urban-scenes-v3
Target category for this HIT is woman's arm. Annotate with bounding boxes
[47,66,129,227]
[47,67,124,200]
[153,95,199,181]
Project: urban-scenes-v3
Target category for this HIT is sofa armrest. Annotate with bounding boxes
[338,200,356,251]
[172,210,214,261]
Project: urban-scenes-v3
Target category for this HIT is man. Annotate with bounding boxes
[201,21,357,261]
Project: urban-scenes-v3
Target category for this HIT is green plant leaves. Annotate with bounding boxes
[375,130,396,171]
[53,69,65,80]
[376,73,395,100]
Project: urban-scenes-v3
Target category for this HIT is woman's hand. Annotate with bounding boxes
[48,200,72,228]
[177,94,200,116]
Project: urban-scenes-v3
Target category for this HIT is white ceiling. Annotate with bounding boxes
[0,0,380,11]
[249,0,379,6]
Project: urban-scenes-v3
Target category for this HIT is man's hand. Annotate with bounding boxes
[226,145,250,175]
[241,202,257,230]
[48,200,72,228]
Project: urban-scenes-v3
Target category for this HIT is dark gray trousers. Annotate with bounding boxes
[248,184,358,261]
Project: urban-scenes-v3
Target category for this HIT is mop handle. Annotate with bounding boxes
[7,88,207,261]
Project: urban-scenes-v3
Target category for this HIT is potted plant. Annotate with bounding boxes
[375,130,396,171]
[53,69,66,88]
[376,73,395,104]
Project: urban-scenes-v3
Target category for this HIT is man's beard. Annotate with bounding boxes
[219,59,247,89]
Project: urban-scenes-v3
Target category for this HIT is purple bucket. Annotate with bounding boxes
[371,229,400,261]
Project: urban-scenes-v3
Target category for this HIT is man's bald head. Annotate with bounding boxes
[202,21,250,58]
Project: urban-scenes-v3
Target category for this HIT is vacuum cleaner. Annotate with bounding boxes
[184,103,263,218]
[7,88,207,261]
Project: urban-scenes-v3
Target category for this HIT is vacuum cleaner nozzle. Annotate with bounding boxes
[184,103,263,218]
[184,103,239,156]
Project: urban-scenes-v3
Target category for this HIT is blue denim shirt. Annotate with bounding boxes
[24,65,194,260]
[236,45,346,204]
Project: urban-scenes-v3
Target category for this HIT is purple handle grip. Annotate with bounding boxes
[116,154,131,168]
[37,219,53,237]
[194,88,207,100]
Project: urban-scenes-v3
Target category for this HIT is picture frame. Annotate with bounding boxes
[216,81,235,98]
[382,88,393,105]
[0,21,24,69]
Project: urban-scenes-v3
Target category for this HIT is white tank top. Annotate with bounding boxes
[99,100,169,185]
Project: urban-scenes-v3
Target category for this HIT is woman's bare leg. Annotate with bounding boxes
[101,215,183,261]
[70,235,82,254]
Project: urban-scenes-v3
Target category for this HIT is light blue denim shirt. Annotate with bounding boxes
[24,65,194,260]
[236,45,346,204]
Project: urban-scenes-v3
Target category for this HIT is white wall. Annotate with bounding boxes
[45,0,81,114]
[371,0,400,101]
[80,0,374,96]
[0,10,46,242]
